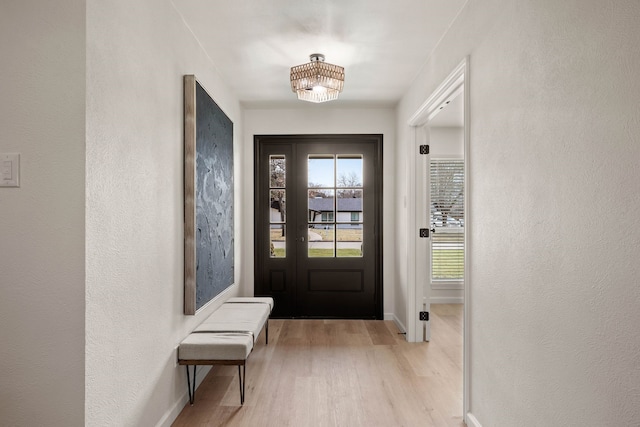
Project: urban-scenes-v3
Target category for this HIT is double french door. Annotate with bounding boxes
[254,135,382,318]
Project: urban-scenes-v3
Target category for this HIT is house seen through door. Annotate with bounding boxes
[254,135,382,318]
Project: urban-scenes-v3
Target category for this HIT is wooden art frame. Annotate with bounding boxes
[184,75,234,315]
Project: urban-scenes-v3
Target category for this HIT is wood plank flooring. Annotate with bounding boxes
[172,304,464,427]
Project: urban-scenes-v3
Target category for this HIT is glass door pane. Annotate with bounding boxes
[336,156,363,257]
[269,155,286,258]
[308,155,335,257]
[307,155,364,258]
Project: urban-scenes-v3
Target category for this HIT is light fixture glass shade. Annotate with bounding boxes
[290,54,344,103]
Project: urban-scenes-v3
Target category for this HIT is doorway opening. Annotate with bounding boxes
[254,134,383,319]
[406,58,470,422]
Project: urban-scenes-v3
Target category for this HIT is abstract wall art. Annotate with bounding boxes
[184,75,234,314]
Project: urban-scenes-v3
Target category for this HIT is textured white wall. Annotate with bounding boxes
[0,1,86,425]
[398,0,640,425]
[430,127,463,158]
[243,108,396,316]
[86,0,242,425]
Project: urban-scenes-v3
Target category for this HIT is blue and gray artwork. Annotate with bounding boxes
[195,82,234,310]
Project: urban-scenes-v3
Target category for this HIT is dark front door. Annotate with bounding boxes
[254,135,382,318]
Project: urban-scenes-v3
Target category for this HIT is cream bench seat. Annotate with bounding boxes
[193,303,270,343]
[178,297,274,405]
[226,296,275,311]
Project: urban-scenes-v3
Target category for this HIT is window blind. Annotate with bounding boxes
[430,160,464,280]
[431,231,464,280]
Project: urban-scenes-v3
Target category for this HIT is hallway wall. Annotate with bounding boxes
[397,0,640,425]
[85,0,243,425]
[0,1,86,425]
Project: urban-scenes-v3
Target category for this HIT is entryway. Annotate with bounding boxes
[254,135,383,318]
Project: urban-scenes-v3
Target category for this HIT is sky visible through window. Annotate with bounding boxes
[308,156,363,187]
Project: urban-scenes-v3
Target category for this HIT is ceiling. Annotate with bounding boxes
[429,91,464,128]
[174,0,467,108]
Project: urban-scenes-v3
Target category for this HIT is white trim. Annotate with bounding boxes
[157,366,211,427]
[405,127,418,342]
[408,61,466,127]
[432,155,464,160]
[390,313,407,335]
[405,124,432,343]
[430,296,464,304]
[465,412,482,427]
[432,280,464,290]
[462,56,471,424]
[416,125,431,341]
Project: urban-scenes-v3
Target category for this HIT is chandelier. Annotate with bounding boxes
[290,53,345,103]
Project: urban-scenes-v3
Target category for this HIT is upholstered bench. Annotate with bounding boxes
[226,296,275,311]
[193,302,271,344]
[178,297,274,405]
[225,296,274,343]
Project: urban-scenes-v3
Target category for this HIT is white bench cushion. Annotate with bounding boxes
[193,303,270,342]
[178,333,253,361]
[226,297,274,312]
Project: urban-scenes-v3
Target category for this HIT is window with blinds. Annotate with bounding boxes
[430,159,464,281]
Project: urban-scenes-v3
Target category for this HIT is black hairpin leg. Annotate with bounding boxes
[238,363,246,405]
[186,365,197,405]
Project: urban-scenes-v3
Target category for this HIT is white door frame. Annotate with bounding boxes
[408,122,434,342]
[405,57,471,423]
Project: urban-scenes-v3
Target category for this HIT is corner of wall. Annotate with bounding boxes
[465,413,482,427]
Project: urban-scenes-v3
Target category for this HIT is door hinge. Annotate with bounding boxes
[419,311,429,321]
[419,228,430,238]
[419,144,429,155]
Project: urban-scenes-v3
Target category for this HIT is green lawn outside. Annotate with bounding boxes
[270,229,362,242]
[272,248,362,258]
[272,244,462,276]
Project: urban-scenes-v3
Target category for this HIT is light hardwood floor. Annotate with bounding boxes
[172,304,464,427]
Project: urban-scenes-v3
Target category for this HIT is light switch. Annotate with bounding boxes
[0,153,19,187]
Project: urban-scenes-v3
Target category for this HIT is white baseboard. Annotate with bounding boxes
[155,365,212,427]
[431,296,464,304]
[465,412,482,427]
[384,313,408,338]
